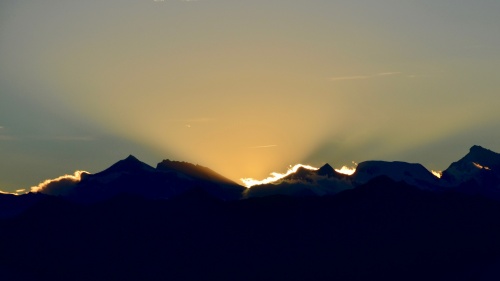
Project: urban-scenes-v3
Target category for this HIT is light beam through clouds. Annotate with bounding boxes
[1,1,500,191]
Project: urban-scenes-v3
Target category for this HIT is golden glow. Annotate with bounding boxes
[0,190,16,195]
[473,162,491,170]
[0,189,26,196]
[31,170,89,193]
[335,166,356,176]
[3,1,499,190]
[335,162,357,176]
[431,170,442,178]
[241,164,319,188]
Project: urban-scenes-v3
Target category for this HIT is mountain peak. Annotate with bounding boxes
[317,163,335,176]
[124,154,140,162]
[464,145,500,168]
[469,145,497,157]
[97,155,155,175]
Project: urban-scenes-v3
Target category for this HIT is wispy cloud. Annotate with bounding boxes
[377,72,401,76]
[50,136,95,141]
[248,145,278,149]
[330,72,401,82]
[154,0,201,2]
[172,117,214,123]
[1,135,95,142]
[329,75,370,81]
[184,117,213,123]
[32,136,95,141]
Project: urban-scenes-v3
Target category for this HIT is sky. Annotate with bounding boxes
[1,0,500,192]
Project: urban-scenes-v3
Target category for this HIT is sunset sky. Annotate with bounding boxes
[1,0,500,192]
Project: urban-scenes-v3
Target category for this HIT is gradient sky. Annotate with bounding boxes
[1,0,500,192]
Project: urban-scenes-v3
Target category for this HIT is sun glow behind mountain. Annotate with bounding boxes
[335,166,356,176]
[335,162,358,176]
[431,170,443,178]
[241,164,319,188]
[241,163,359,188]
[2,1,500,192]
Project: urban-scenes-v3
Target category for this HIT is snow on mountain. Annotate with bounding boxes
[25,145,500,202]
[352,161,441,190]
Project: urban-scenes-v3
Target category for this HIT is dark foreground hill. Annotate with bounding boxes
[2,177,500,281]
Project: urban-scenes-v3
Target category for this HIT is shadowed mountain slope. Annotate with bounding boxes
[442,145,500,199]
[36,155,245,203]
[352,161,441,190]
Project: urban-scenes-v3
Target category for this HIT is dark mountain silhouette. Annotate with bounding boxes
[2,176,500,280]
[35,155,245,203]
[316,163,336,176]
[245,146,500,198]
[441,145,500,199]
[0,192,46,219]
[352,160,441,190]
[97,154,157,174]
[2,145,500,279]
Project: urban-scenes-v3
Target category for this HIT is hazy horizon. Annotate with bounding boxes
[1,0,500,192]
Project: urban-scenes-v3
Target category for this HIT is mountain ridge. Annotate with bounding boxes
[3,144,500,203]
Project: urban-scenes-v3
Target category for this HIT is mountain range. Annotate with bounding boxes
[248,145,500,199]
[2,145,500,280]
[13,145,500,203]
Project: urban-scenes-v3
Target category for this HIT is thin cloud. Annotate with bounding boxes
[51,136,95,141]
[329,75,370,81]
[330,72,401,82]
[377,72,401,76]
[32,136,95,141]
[184,117,213,123]
[172,117,214,123]
[248,145,278,149]
[0,188,27,196]
[154,0,201,2]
